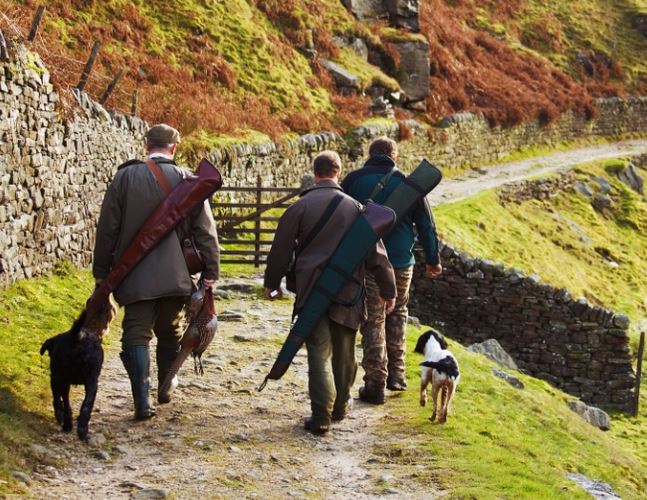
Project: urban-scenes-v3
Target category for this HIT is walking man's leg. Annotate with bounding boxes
[331,322,357,420]
[305,316,335,433]
[386,266,413,391]
[121,300,157,420]
[360,273,387,404]
[153,296,186,404]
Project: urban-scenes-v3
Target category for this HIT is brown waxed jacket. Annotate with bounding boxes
[93,157,220,306]
[264,179,396,331]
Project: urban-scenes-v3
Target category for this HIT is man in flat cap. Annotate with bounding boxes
[93,124,220,420]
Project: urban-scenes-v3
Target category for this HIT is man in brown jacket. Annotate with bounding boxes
[93,124,220,420]
[264,151,396,434]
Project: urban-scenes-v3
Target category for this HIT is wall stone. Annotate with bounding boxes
[409,242,635,411]
[0,45,146,286]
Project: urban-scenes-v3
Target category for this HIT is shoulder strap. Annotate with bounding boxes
[368,168,396,201]
[145,159,172,194]
[296,193,344,257]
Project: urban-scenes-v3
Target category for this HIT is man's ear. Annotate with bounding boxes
[170,144,177,156]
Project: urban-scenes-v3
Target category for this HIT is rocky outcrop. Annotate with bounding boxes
[567,400,611,430]
[389,38,430,103]
[341,0,388,20]
[386,0,420,31]
[617,163,644,194]
[468,339,518,370]
[321,59,360,95]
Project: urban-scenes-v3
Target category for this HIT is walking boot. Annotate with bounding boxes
[358,383,386,405]
[156,348,179,404]
[386,377,408,391]
[120,346,156,420]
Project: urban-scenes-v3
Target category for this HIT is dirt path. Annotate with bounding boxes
[431,139,647,206]
[28,279,439,499]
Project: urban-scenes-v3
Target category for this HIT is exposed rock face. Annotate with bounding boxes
[468,339,519,370]
[492,369,525,389]
[386,0,420,31]
[341,0,388,20]
[389,39,430,102]
[567,400,611,430]
[321,59,360,95]
[617,163,644,194]
[567,473,621,500]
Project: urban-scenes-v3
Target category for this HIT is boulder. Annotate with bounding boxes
[566,473,620,499]
[386,0,420,32]
[467,339,518,370]
[341,0,388,20]
[573,180,594,197]
[617,163,644,194]
[591,193,613,212]
[321,60,360,94]
[567,400,611,430]
[389,39,430,102]
[492,369,524,389]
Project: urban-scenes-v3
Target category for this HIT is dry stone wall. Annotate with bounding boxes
[0,45,146,285]
[409,242,635,411]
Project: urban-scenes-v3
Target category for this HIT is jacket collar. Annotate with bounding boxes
[300,178,343,196]
[362,154,396,173]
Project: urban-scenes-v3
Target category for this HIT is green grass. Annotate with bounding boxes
[435,161,647,341]
[0,262,95,495]
[383,324,647,498]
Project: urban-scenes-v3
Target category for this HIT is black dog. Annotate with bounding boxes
[40,300,115,440]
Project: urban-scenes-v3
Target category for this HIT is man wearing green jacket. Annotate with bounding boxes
[341,137,442,404]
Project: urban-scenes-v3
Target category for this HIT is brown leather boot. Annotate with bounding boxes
[358,384,386,405]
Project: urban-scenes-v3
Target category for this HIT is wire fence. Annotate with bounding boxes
[0,6,138,117]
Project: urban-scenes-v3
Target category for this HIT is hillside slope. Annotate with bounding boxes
[435,159,647,337]
[1,1,647,151]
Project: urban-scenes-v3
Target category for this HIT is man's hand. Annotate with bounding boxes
[264,287,283,300]
[380,296,396,315]
[425,263,443,278]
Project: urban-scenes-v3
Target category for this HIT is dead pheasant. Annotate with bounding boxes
[158,286,218,403]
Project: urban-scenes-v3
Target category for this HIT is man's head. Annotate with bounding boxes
[368,136,398,161]
[313,150,342,182]
[145,124,181,157]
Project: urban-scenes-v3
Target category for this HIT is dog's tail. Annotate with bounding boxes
[420,357,460,379]
[69,310,88,342]
[40,336,57,356]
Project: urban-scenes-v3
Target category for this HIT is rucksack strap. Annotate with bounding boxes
[368,168,396,201]
[296,194,344,257]
[145,159,172,194]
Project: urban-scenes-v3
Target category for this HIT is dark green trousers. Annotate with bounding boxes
[305,315,358,426]
[121,296,186,350]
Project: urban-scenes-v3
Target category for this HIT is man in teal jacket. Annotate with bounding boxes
[341,136,442,403]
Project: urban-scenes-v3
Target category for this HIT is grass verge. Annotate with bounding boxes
[381,324,647,498]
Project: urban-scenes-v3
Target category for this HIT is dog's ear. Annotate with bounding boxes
[432,331,448,350]
[415,331,432,354]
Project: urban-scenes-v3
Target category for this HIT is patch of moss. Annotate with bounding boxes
[335,47,400,92]
[380,27,428,44]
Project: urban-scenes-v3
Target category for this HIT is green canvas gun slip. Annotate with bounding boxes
[85,158,223,322]
[259,159,442,390]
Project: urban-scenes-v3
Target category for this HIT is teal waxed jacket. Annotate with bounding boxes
[340,155,440,269]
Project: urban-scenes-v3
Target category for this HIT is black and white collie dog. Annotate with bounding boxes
[414,330,460,424]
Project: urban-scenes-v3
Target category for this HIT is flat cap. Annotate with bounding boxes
[146,123,181,145]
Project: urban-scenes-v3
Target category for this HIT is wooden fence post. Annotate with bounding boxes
[633,331,645,417]
[99,68,123,105]
[0,29,9,62]
[27,6,46,42]
[131,89,139,116]
[254,175,262,268]
[76,40,101,92]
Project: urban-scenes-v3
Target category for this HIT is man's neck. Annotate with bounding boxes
[314,176,339,184]
[147,151,174,160]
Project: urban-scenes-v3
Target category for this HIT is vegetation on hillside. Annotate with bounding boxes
[385,325,647,498]
[435,161,647,339]
[2,0,647,153]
